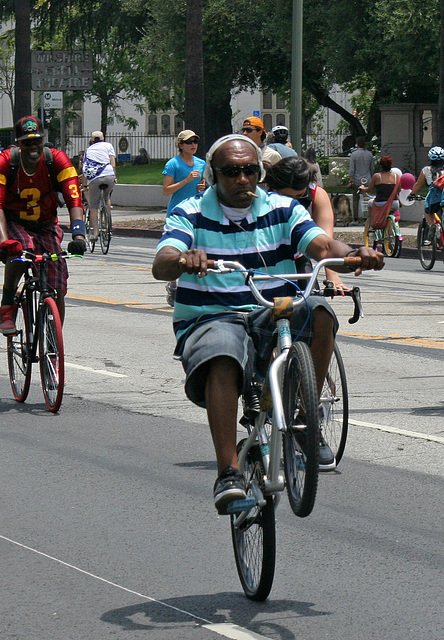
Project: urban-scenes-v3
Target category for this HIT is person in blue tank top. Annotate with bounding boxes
[162,130,206,214]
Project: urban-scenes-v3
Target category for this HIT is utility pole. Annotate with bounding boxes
[13,0,32,122]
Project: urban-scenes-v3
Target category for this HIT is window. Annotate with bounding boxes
[161,115,170,134]
[174,116,184,134]
[148,115,158,135]
[276,114,286,126]
[263,114,272,132]
[276,95,286,110]
[262,91,272,110]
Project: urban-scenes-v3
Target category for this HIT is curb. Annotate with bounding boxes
[61,224,163,239]
[61,225,419,258]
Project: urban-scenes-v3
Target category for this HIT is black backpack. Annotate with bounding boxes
[6,146,59,192]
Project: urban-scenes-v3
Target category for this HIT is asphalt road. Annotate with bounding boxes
[0,237,443,640]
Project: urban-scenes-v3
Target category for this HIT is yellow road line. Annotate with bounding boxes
[339,330,444,350]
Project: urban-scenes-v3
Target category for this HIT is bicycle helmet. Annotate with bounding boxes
[428,146,444,160]
[272,125,289,135]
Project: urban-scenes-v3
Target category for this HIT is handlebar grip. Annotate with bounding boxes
[344,256,362,269]
[206,259,216,268]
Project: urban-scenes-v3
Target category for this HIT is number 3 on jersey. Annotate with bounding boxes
[20,187,41,221]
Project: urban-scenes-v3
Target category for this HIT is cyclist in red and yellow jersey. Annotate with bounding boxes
[0,116,86,334]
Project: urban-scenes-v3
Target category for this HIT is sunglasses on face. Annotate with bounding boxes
[182,139,199,145]
[21,138,42,147]
[242,127,261,134]
[214,164,261,178]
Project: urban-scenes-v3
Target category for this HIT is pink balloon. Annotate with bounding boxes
[401,172,416,189]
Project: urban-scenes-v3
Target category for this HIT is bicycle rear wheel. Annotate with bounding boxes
[39,297,64,412]
[7,295,32,402]
[99,201,112,254]
[320,343,348,466]
[282,341,319,518]
[364,217,377,250]
[231,440,276,601]
[382,217,400,258]
[417,219,436,270]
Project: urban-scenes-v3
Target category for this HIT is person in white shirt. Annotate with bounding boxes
[82,131,116,241]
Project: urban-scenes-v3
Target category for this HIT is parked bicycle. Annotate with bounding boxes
[207,256,363,600]
[416,198,443,271]
[7,250,79,412]
[84,183,112,254]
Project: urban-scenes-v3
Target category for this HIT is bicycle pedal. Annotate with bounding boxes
[226,497,256,513]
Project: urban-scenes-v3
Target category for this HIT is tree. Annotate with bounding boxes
[0,29,15,121]
[185,0,205,153]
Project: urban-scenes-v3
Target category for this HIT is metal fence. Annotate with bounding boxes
[304,132,350,157]
[67,130,351,162]
[67,133,178,162]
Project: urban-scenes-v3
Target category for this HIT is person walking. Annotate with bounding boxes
[162,130,206,214]
[348,136,374,222]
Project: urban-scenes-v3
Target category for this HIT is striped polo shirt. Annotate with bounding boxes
[156,185,326,344]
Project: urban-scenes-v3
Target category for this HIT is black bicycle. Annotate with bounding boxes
[7,250,76,412]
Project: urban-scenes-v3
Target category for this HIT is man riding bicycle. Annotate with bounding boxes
[152,135,384,514]
[0,116,86,335]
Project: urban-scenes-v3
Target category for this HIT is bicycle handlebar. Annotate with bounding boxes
[13,250,82,263]
[206,257,364,323]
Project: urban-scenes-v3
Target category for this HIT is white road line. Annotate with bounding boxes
[0,535,272,640]
[65,363,127,378]
[350,419,444,445]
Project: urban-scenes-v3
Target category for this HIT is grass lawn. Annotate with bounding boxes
[115,160,166,185]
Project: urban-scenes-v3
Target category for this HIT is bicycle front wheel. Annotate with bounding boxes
[282,341,319,518]
[99,202,112,254]
[39,297,64,412]
[417,219,436,270]
[231,440,276,601]
[320,343,348,466]
[7,296,32,402]
[84,206,95,253]
[382,217,400,258]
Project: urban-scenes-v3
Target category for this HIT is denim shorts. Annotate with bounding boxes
[180,297,337,408]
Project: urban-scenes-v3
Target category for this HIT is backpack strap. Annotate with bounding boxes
[6,147,20,190]
[43,146,60,192]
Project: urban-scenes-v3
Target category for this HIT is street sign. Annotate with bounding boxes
[31,50,93,91]
[253,110,260,117]
[43,91,63,109]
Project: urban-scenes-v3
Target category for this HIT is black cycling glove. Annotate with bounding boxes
[67,239,87,255]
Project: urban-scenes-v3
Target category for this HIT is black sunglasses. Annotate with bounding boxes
[214,164,261,178]
[242,127,261,133]
[182,138,199,145]
[21,138,43,146]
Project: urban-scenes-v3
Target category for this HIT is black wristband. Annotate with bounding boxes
[345,249,357,256]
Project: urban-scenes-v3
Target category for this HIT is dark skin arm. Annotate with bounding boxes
[152,237,384,281]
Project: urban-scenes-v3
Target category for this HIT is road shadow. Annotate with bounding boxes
[101,592,329,639]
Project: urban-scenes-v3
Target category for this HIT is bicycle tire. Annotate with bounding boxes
[320,343,348,466]
[7,295,32,403]
[417,219,436,270]
[39,297,64,412]
[282,341,319,518]
[84,206,95,253]
[382,217,400,258]
[231,440,276,601]
[364,217,377,250]
[99,201,112,254]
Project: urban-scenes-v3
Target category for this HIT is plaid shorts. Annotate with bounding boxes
[6,220,68,295]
